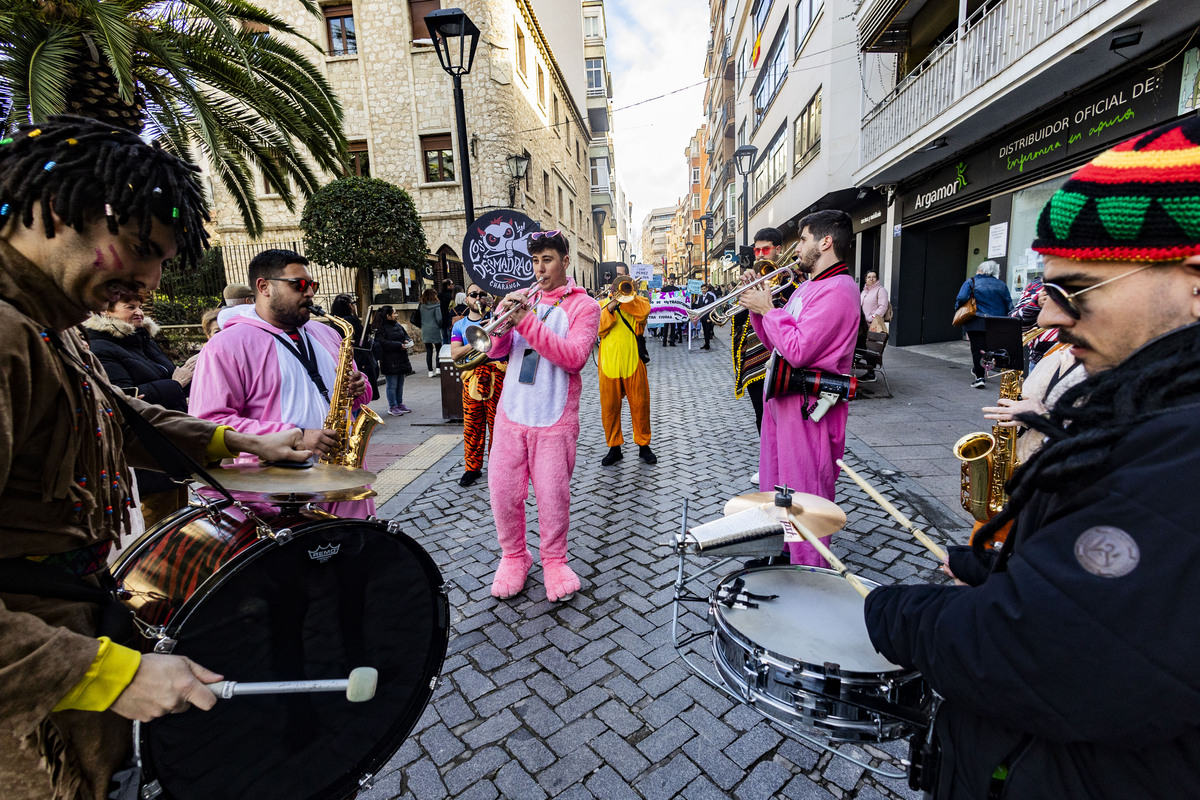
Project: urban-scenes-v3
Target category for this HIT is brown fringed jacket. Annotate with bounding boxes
[0,241,216,800]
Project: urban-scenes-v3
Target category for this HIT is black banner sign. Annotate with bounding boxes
[462,210,540,294]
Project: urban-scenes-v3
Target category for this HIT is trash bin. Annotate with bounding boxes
[439,345,463,422]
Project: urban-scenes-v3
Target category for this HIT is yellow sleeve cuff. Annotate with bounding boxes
[205,425,237,462]
[52,637,142,712]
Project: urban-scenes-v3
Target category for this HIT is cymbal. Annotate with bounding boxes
[723,491,846,539]
[199,461,377,504]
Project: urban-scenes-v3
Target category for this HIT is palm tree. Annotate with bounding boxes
[0,0,348,237]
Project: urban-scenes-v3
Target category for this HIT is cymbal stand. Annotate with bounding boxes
[667,499,912,780]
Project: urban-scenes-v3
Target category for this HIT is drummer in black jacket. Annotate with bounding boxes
[864,118,1200,799]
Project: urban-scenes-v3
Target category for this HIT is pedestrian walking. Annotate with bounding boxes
[415,288,444,376]
[955,261,1013,388]
[371,305,414,416]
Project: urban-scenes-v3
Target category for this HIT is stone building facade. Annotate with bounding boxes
[205,0,599,309]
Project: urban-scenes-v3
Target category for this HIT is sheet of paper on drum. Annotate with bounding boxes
[685,507,786,555]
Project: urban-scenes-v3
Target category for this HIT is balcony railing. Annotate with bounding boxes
[861,0,1105,166]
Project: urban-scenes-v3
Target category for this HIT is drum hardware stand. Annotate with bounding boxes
[668,499,913,780]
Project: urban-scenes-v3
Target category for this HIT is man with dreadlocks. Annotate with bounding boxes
[0,116,312,800]
[864,117,1200,799]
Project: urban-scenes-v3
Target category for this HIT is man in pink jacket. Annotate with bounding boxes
[485,231,601,602]
[190,249,376,518]
[738,211,860,565]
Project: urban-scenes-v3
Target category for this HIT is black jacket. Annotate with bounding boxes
[371,320,414,375]
[865,399,1200,799]
[82,315,186,412]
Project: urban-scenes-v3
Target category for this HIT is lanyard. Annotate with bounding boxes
[270,328,329,401]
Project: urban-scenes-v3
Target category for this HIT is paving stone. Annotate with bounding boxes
[419,723,464,767]
[778,739,821,771]
[594,699,643,737]
[735,761,792,800]
[584,765,641,800]
[547,717,608,757]
[557,684,608,722]
[513,696,565,737]
[825,746,868,791]
[504,728,556,772]
[473,682,531,718]
[564,657,616,692]
[546,625,589,653]
[443,746,506,794]
[724,723,783,769]
[639,686,695,727]
[605,673,648,705]
[433,692,475,729]
[683,776,734,800]
[782,774,837,800]
[537,747,602,795]
[452,780,498,800]
[527,670,568,705]
[682,736,744,791]
[635,753,701,800]
[636,718,696,762]
[404,758,447,800]
[468,642,508,671]
[451,666,496,701]
[591,729,651,780]
[494,762,548,800]
[462,709,522,750]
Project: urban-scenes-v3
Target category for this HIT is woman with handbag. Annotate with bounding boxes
[954,261,1014,388]
[371,306,415,415]
[860,271,890,334]
[415,288,444,377]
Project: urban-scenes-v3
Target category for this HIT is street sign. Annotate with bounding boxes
[687,279,703,295]
[631,264,653,282]
[649,275,663,290]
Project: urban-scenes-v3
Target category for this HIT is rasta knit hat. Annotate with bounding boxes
[1032,116,1200,262]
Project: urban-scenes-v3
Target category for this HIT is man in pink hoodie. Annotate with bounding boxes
[190,249,376,518]
[485,231,601,602]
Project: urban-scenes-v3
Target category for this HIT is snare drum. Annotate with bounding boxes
[711,566,929,743]
[111,503,449,800]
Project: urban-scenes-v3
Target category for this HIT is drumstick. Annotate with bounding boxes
[208,667,378,702]
[836,459,949,562]
[789,518,871,599]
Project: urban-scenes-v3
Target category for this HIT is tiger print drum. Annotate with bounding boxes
[110,502,448,800]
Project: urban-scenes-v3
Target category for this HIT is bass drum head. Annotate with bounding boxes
[139,519,447,800]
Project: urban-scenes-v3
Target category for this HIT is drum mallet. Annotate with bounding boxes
[207,667,378,703]
[836,459,948,563]
[789,518,871,600]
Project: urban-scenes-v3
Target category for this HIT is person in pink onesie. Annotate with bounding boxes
[190,249,376,519]
[485,231,601,602]
[738,214,861,566]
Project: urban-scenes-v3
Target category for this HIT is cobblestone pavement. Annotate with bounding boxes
[361,335,962,800]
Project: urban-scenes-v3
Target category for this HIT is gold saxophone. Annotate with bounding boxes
[953,369,1021,522]
[315,312,384,469]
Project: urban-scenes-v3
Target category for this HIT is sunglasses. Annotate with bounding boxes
[266,277,320,293]
[753,246,775,255]
[1042,265,1153,319]
[468,291,488,298]
[529,229,563,241]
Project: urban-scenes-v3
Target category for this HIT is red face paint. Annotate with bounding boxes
[93,247,106,270]
[107,244,125,271]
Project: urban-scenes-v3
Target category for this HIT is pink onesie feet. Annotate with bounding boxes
[491,551,534,599]
[542,559,580,602]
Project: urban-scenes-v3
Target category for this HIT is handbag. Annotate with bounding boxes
[883,301,893,322]
[617,309,649,364]
[952,279,977,327]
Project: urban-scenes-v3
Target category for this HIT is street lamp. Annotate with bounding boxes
[686,240,694,280]
[592,207,607,288]
[504,152,530,208]
[734,144,758,252]
[699,213,713,284]
[618,238,627,264]
[426,8,481,225]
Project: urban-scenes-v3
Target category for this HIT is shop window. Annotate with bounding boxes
[421,134,454,182]
[793,88,821,171]
[1007,175,1069,295]
[324,5,357,55]
[408,0,438,40]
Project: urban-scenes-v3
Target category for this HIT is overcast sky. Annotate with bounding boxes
[604,0,709,245]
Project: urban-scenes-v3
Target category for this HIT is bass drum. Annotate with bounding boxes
[111,503,448,800]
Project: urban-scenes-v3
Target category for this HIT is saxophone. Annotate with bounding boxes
[953,369,1021,522]
[314,312,384,469]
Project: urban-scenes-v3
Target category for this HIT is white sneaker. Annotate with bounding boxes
[752,471,760,486]
[428,370,436,378]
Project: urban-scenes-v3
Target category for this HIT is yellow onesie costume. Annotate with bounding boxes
[598,296,651,447]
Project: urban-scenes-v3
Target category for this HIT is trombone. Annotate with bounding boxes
[461,285,542,359]
[688,261,796,326]
[600,275,638,304]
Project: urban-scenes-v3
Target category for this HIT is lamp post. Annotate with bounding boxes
[733,144,758,255]
[426,8,481,225]
[699,212,713,284]
[686,241,694,280]
[618,238,627,264]
[504,152,530,209]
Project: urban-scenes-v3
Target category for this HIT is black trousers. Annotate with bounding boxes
[967,330,987,379]
[748,380,764,433]
[702,320,714,344]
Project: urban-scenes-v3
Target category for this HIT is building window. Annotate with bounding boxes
[590,157,610,188]
[515,24,526,76]
[693,220,702,236]
[543,171,550,206]
[793,88,821,171]
[738,120,747,147]
[347,141,370,177]
[752,20,789,129]
[537,65,546,107]
[586,59,605,95]
[752,0,774,44]
[262,157,288,194]
[693,193,701,210]
[569,198,575,224]
[691,167,700,184]
[576,139,581,166]
[553,94,560,133]
[795,0,822,52]
[565,119,571,150]
[753,127,786,205]
[324,5,357,55]
[583,14,601,38]
[557,186,564,218]
[408,0,438,40]
[421,134,454,182]
[737,43,747,89]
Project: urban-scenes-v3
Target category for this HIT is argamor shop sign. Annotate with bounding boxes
[900,45,1195,220]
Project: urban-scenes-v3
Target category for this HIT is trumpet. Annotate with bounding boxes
[600,275,637,304]
[462,285,542,357]
[688,262,796,326]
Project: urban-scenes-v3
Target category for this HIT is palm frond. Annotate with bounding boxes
[76,0,138,102]
[23,25,77,121]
